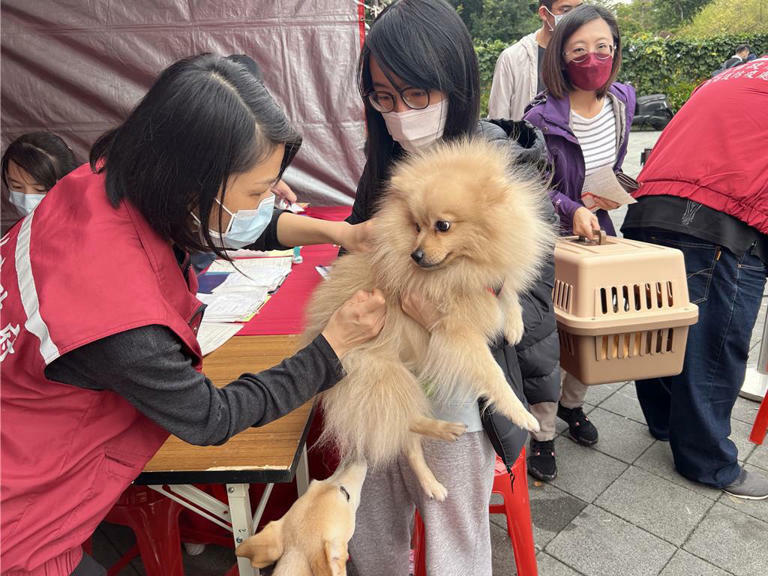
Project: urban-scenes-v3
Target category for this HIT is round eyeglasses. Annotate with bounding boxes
[565,43,615,63]
[366,87,431,113]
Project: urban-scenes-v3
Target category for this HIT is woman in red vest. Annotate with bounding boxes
[0,54,386,575]
[621,57,768,499]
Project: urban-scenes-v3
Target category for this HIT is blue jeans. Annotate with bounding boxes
[623,229,766,487]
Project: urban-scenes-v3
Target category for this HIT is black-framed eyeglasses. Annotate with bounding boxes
[366,87,431,113]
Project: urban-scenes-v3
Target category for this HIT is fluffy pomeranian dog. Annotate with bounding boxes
[302,138,555,500]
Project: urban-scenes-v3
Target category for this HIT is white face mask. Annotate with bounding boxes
[194,195,276,250]
[9,191,45,215]
[544,7,564,31]
[382,101,448,153]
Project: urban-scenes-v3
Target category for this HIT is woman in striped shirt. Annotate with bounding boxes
[523,4,635,480]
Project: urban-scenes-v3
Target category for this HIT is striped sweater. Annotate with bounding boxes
[570,98,617,177]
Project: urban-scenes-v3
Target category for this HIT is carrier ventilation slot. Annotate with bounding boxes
[600,282,675,315]
[553,280,573,313]
[559,330,576,356]
[597,328,676,361]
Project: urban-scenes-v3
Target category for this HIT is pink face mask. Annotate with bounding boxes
[566,53,613,91]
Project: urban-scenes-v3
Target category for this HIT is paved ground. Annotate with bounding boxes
[92,130,768,575]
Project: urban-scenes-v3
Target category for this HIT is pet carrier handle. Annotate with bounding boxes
[576,229,607,245]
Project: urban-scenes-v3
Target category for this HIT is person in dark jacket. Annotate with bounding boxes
[723,44,750,70]
[524,4,636,478]
[344,2,560,575]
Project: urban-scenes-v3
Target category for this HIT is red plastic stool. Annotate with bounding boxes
[750,394,768,445]
[412,448,537,576]
[103,485,185,576]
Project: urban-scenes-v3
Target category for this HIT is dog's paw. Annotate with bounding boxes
[499,399,541,433]
[434,421,467,442]
[503,313,525,345]
[421,478,448,502]
[520,411,541,433]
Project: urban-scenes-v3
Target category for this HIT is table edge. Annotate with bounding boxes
[134,402,317,485]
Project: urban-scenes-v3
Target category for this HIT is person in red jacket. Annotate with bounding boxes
[0,54,387,576]
[621,57,768,499]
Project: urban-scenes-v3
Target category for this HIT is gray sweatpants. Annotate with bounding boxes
[347,432,496,576]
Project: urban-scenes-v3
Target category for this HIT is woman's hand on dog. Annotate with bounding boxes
[573,207,600,240]
[336,220,376,253]
[322,289,387,357]
[401,291,443,332]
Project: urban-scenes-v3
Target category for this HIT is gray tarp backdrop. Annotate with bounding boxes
[1,0,366,216]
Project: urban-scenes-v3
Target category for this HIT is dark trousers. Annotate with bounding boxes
[71,551,106,576]
[623,229,766,488]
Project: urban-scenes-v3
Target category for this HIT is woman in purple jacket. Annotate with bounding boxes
[523,4,635,476]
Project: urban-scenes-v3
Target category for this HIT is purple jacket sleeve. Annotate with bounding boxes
[549,189,583,222]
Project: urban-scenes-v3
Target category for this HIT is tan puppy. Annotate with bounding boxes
[303,138,554,500]
[235,461,367,576]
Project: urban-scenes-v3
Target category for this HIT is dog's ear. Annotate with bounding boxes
[309,539,348,576]
[234,520,284,568]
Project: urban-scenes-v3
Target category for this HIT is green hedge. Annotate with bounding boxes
[475,39,508,115]
[619,33,768,112]
[475,33,768,116]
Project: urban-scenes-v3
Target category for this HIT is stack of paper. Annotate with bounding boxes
[208,257,293,292]
[221,248,294,258]
[197,322,244,356]
[197,287,270,322]
[195,256,294,354]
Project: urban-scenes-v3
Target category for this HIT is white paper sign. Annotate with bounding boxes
[581,165,638,212]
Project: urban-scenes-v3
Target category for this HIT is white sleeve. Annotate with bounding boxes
[488,49,516,120]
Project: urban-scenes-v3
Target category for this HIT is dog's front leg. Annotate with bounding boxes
[422,328,540,433]
[497,283,525,345]
[410,415,466,441]
[405,434,448,501]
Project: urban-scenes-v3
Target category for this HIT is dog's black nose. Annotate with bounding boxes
[411,249,424,263]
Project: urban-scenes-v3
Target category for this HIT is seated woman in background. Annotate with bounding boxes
[523,4,635,471]
[1,131,78,234]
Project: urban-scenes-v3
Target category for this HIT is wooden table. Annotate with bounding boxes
[135,334,315,576]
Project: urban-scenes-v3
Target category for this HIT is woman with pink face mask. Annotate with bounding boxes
[523,5,635,467]
[525,4,635,242]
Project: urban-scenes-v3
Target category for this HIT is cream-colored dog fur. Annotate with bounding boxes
[303,138,554,500]
[235,461,367,576]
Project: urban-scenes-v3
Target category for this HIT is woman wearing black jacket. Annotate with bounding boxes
[344,2,560,575]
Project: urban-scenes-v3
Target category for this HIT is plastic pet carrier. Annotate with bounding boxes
[553,232,698,385]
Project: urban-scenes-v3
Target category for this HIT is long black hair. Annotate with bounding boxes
[2,131,77,192]
[357,0,480,206]
[90,53,301,255]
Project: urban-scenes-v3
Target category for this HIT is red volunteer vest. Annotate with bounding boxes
[0,165,204,574]
[635,57,768,233]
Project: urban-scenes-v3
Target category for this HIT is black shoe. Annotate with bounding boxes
[528,439,557,481]
[557,404,599,446]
